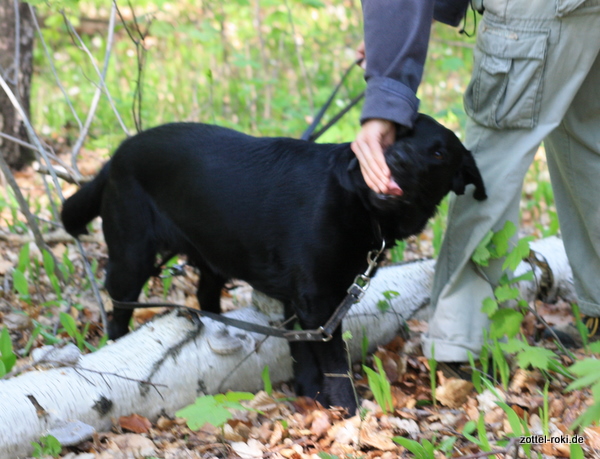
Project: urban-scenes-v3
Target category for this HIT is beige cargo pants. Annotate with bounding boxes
[423,0,600,361]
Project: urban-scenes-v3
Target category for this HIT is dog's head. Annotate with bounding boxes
[370,114,486,210]
[354,114,487,240]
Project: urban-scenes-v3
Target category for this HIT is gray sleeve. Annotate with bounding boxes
[360,0,435,128]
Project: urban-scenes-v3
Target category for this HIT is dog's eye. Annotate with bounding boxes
[433,151,444,160]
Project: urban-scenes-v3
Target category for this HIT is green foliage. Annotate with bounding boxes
[390,240,406,263]
[462,413,491,453]
[363,355,393,414]
[567,358,600,429]
[176,392,257,430]
[377,290,399,314]
[428,343,437,407]
[31,435,62,458]
[393,437,435,459]
[261,365,272,396]
[0,327,17,377]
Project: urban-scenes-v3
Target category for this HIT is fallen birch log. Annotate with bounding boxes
[0,236,574,457]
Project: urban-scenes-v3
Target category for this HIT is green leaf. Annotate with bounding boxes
[17,243,30,273]
[42,249,55,278]
[481,297,498,316]
[570,443,584,459]
[496,402,523,436]
[571,401,600,430]
[489,309,524,339]
[59,312,78,339]
[472,230,494,266]
[494,284,520,303]
[514,345,556,371]
[262,366,272,395]
[588,341,600,354]
[392,437,426,458]
[176,396,233,429]
[0,327,17,373]
[503,236,533,271]
[12,269,29,298]
[491,221,517,257]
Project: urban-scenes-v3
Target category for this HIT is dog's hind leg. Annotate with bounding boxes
[101,183,161,340]
[196,263,227,314]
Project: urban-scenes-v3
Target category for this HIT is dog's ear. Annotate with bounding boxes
[452,150,487,201]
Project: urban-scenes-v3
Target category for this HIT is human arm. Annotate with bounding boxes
[351,0,434,194]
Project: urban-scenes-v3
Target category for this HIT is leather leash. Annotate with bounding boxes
[300,59,365,142]
[113,239,385,342]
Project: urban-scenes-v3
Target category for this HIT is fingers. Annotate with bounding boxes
[351,138,390,193]
[351,119,403,196]
[355,41,367,69]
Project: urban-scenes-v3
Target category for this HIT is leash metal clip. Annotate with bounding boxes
[318,326,334,342]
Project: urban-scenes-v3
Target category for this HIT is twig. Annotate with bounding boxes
[35,163,89,185]
[0,65,107,332]
[0,150,53,266]
[0,228,101,244]
[69,2,117,170]
[115,1,151,133]
[459,437,519,459]
[29,3,83,131]
[0,130,37,152]
[61,10,130,137]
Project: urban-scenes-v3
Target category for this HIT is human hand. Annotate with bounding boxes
[351,119,403,196]
[355,41,367,69]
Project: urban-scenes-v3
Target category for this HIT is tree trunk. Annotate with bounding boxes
[0,0,35,169]
[0,237,576,458]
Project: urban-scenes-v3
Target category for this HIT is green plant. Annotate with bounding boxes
[175,392,258,430]
[0,327,17,377]
[261,365,272,396]
[377,290,399,314]
[428,343,437,406]
[567,356,600,429]
[462,413,492,454]
[496,401,533,457]
[363,355,393,414]
[390,240,406,263]
[393,436,436,459]
[31,434,61,458]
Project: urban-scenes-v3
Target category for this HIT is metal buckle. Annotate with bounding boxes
[318,326,333,342]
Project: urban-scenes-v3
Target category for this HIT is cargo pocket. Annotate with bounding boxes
[556,0,588,17]
[464,23,549,129]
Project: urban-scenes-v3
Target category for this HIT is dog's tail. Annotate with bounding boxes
[61,163,110,237]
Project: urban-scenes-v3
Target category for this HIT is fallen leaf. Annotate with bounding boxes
[585,425,600,450]
[436,378,473,409]
[230,439,264,458]
[119,414,152,434]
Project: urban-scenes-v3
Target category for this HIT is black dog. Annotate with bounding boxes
[61,114,486,412]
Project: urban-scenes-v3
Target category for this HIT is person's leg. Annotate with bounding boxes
[545,48,600,318]
[423,0,600,361]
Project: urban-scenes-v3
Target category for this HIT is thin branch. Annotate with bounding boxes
[29,4,83,131]
[61,10,130,136]
[12,0,20,88]
[69,2,117,170]
[459,437,519,459]
[0,69,107,332]
[0,150,53,271]
[114,1,151,133]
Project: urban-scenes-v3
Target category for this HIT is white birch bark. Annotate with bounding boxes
[0,236,574,458]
